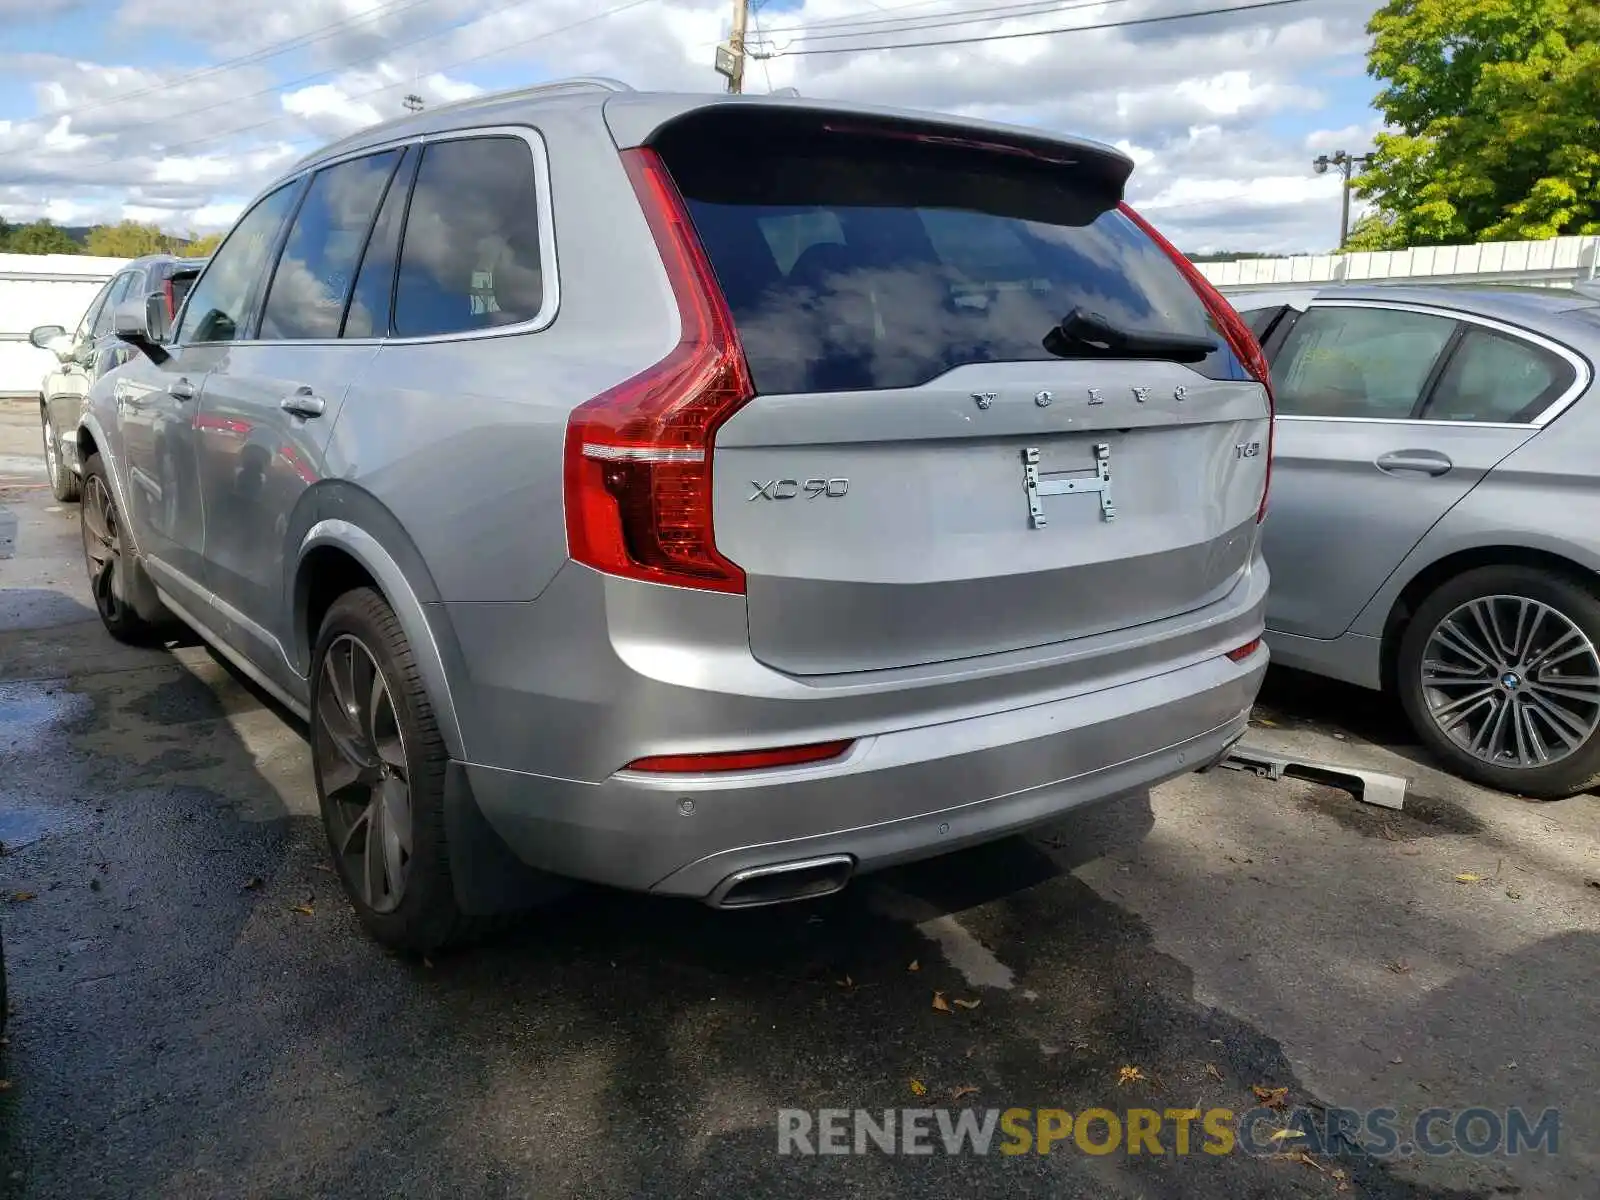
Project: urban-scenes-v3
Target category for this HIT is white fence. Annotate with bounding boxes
[1198,234,1600,295]
[0,253,129,399]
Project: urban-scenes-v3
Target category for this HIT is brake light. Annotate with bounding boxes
[625,740,853,773]
[1118,202,1274,524]
[564,148,754,593]
[163,277,176,321]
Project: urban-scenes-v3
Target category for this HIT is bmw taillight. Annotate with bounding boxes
[1118,202,1275,524]
[563,148,754,593]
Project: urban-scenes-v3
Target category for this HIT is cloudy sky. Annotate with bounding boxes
[0,0,1386,254]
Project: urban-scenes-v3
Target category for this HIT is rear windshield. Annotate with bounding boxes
[658,123,1228,394]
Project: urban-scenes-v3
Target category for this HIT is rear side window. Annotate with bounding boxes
[259,149,402,341]
[657,126,1220,394]
[392,136,546,338]
[344,148,415,338]
[1424,327,1572,423]
[92,272,136,338]
[1272,306,1457,419]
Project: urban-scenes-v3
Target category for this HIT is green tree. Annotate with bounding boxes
[4,219,81,255]
[1353,0,1600,249]
[84,219,185,257]
[181,231,223,257]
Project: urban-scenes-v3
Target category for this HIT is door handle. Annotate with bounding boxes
[281,387,326,419]
[1376,449,1453,477]
[169,378,196,401]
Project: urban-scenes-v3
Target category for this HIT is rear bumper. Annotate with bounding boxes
[462,645,1265,899]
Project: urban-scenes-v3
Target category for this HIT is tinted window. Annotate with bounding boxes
[75,279,116,342]
[176,183,300,345]
[259,150,401,341]
[392,137,545,338]
[1273,306,1456,419]
[661,133,1223,394]
[1424,328,1571,423]
[344,147,415,338]
[92,272,136,338]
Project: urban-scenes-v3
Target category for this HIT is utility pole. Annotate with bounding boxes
[1313,150,1373,249]
[402,93,425,113]
[714,0,749,94]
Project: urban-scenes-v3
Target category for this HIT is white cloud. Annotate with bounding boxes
[0,0,1388,250]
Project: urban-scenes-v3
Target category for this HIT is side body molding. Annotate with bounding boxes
[296,519,467,762]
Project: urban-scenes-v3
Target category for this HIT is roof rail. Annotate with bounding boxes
[291,77,636,172]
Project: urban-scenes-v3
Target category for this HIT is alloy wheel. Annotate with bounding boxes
[315,634,414,914]
[41,411,60,490]
[81,474,124,623]
[1419,594,1600,770]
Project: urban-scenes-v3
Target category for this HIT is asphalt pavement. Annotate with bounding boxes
[2,398,1597,1199]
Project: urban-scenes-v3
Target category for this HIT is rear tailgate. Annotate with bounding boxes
[647,107,1269,676]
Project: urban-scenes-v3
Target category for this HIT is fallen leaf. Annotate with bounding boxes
[1206,1063,1224,1082]
[950,1085,979,1101]
[1390,1057,1404,1065]
[908,960,920,972]
[0,1080,11,1091]
[931,991,952,1014]
[1386,959,1412,974]
[8,892,36,903]
[909,1079,927,1097]
[1506,889,1522,900]
[1268,1128,1305,1142]
[1503,1061,1518,1070]
[953,998,981,1010]
[1455,872,1481,883]
[291,903,315,916]
[1252,1085,1289,1110]
[1117,1065,1147,1086]
[1254,717,1278,727]
[241,876,264,892]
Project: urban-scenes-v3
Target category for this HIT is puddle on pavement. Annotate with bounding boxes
[0,679,95,752]
[0,802,88,851]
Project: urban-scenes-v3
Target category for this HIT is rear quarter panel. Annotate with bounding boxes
[322,103,681,605]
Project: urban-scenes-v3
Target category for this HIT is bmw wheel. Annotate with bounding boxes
[1398,565,1600,799]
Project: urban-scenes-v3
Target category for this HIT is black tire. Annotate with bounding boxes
[310,588,479,953]
[1398,565,1600,799]
[41,405,80,502]
[80,453,161,644]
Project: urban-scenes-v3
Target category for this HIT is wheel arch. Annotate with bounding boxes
[293,510,468,763]
[1379,544,1600,695]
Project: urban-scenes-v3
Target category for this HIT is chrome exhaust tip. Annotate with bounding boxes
[707,854,855,909]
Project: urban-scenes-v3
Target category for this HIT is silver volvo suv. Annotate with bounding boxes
[77,79,1273,951]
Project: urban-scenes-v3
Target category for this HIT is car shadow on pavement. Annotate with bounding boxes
[0,613,1502,1200]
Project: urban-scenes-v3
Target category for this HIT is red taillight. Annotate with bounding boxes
[163,277,176,321]
[564,147,755,593]
[1118,202,1274,524]
[625,740,854,774]
[1226,638,1263,663]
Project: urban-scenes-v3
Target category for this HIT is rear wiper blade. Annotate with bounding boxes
[1043,307,1217,363]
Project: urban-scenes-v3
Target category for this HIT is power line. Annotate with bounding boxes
[55,0,655,170]
[751,0,1320,57]
[43,0,448,121]
[756,0,973,36]
[754,0,1145,49]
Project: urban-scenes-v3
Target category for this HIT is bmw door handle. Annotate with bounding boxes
[1376,449,1453,477]
[169,378,196,401]
[281,387,326,419]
